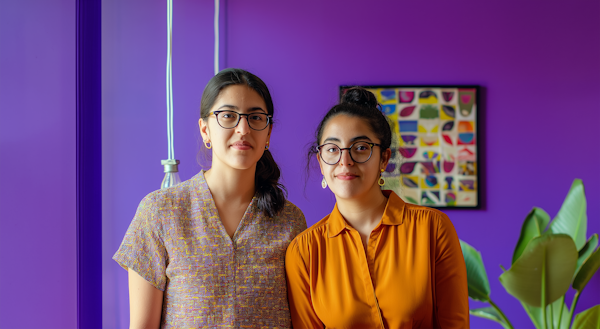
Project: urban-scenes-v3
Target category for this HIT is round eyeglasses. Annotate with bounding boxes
[317,142,381,165]
[209,110,272,131]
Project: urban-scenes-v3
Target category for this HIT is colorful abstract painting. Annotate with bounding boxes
[341,86,480,208]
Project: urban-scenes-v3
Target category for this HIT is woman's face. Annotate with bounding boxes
[199,84,271,171]
[318,114,390,200]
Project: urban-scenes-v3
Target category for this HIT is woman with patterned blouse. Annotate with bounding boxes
[285,87,469,328]
[114,68,307,328]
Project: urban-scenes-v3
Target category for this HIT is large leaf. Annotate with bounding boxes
[572,305,600,329]
[499,234,577,307]
[573,245,600,292]
[522,298,571,329]
[470,307,511,329]
[549,298,571,329]
[521,302,543,329]
[576,234,599,277]
[513,208,551,264]
[459,239,490,301]
[549,179,587,250]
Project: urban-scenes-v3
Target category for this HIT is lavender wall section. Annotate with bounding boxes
[0,0,77,328]
[101,0,217,327]
[102,0,600,327]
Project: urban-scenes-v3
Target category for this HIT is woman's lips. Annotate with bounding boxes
[336,173,358,180]
[231,141,252,150]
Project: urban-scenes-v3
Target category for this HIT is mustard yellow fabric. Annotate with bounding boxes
[285,190,469,328]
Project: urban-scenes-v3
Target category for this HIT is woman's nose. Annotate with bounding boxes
[338,149,354,166]
[236,116,251,135]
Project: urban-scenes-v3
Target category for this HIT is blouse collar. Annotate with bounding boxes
[328,190,406,238]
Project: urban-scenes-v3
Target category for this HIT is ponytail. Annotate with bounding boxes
[255,150,287,217]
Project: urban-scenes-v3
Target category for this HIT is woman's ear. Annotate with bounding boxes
[199,118,210,142]
[266,124,272,145]
[380,148,392,171]
[317,154,324,176]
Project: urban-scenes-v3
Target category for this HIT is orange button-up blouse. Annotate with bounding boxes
[285,190,469,328]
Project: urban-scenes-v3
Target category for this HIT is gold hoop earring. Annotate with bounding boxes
[378,168,385,187]
[265,142,270,150]
[204,141,212,149]
[321,176,327,189]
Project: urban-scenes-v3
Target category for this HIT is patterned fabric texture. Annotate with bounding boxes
[113,171,307,328]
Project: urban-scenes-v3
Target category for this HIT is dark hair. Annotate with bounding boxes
[306,87,393,177]
[200,68,286,217]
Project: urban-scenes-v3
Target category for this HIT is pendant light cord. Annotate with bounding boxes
[165,0,219,160]
[166,0,175,160]
[214,0,220,75]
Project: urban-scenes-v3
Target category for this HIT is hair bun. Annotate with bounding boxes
[341,87,378,109]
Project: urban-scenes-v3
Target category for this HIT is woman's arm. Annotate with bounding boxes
[128,268,163,329]
[285,239,324,328]
[434,214,470,328]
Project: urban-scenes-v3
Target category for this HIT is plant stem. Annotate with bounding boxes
[557,296,565,329]
[568,292,581,329]
[489,299,515,329]
[549,303,554,329]
[542,249,547,329]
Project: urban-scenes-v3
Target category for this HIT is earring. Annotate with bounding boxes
[265,142,270,150]
[204,140,212,149]
[378,168,385,187]
[321,176,327,189]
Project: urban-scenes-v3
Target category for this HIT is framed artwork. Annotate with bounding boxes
[340,85,480,208]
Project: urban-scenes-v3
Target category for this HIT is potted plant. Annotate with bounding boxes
[461,179,600,329]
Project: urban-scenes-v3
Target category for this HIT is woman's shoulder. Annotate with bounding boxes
[399,199,458,239]
[135,173,204,216]
[271,199,308,232]
[287,214,330,249]
[401,200,452,223]
[279,199,305,218]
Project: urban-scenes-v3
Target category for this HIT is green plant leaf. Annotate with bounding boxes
[513,207,551,264]
[470,307,511,329]
[575,234,598,277]
[549,179,587,250]
[459,239,490,301]
[572,305,600,329]
[572,245,600,292]
[499,234,577,307]
[521,298,571,329]
[521,302,543,329]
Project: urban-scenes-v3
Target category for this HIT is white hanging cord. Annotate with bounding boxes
[214,0,220,75]
[166,0,175,160]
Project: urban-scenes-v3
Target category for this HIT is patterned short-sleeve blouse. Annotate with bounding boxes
[113,171,307,328]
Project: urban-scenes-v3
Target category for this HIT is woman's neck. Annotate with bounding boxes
[336,185,388,234]
[204,161,256,205]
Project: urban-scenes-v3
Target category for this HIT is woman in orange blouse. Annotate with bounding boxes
[285,87,469,328]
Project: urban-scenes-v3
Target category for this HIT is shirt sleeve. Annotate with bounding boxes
[434,213,470,328]
[285,237,324,328]
[113,194,168,291]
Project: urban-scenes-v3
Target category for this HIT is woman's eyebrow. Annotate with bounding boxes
[248,107,266,113]
[350,135,372,142]
[217,104,266,113]
[218,104,238,110]
[322,135,372,144]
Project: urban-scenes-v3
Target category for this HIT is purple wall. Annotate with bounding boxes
[0,0,77,328]
[101,0,216,327]
[102,0,600,327]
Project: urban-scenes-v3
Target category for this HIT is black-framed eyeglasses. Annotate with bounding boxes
[209,110,272,131]
[317,142,381,165]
